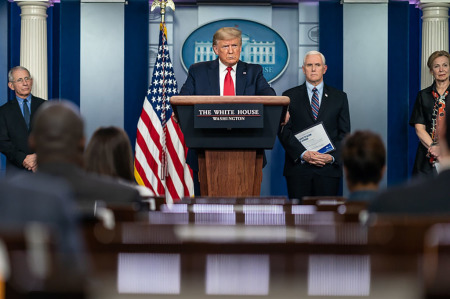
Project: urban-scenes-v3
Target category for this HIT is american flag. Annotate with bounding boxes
[134,23,194,203]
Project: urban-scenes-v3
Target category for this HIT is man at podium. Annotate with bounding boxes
[179,26,276,195]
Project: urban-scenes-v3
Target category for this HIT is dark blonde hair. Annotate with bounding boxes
[213,27,242,46]
[84,127,134,182]
[427,50,450,71]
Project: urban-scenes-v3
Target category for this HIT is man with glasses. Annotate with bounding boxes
[0,66,45,173]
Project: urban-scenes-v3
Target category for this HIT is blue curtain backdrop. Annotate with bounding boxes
[48,5,59,101]
[59,0,80,106]
[124,0,149,152]
[319,1,343,91]
[8,3,20,101]
[0,2,8,174]
[388,1,412,186]
[408,6,422,178]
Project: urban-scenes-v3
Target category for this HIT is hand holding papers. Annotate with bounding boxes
[295,122,335,166]
[295,122,335,153]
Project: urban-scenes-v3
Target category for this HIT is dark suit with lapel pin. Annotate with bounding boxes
[278,83,350,199]
[179,59,275,195]
[180,59,275,96]
[0,95,45,172]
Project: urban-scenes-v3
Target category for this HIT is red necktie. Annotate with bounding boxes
[223,67,235,96]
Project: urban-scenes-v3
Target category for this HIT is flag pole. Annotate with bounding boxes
[150,0,176,180]
[150,0,176,24]
[135,0,193,200]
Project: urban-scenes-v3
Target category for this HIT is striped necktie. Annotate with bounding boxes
[311,87,320,120]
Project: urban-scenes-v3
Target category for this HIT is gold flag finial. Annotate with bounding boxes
[151,0,175,23]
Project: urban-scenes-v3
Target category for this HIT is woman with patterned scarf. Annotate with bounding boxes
[410,50,450,177]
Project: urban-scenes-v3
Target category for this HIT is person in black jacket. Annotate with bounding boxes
[278,51,350,200]
[0,66,45,173]
[179,27,276,195]
[410,50,450,178]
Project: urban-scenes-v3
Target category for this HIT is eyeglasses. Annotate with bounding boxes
[11,77,32,84]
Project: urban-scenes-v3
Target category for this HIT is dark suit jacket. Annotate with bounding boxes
[179,59,275,96]
[0,95,45,171]
[179,59,276,172]
[369,169,450,214]
[38,162,141,214]
[278,83,350,178]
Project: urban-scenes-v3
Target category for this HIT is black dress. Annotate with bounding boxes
[410,83,450,177]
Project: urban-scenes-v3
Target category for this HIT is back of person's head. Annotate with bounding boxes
[84,126,134,182]
[30,100,84,165]
[213,27,242,45]
[342,130,386,187]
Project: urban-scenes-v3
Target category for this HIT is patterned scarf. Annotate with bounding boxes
[429,89,448,165]
[430,89,448,143]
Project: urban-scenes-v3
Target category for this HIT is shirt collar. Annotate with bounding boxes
[306,81,324,94]
[16,94,32,104]
[431,80,450,96]
[218,59,237,73]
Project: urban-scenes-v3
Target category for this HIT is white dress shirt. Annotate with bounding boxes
[218,60,237,96]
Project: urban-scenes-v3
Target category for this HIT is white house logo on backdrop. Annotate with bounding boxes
[181,19,289,83]
[308,26,319,43]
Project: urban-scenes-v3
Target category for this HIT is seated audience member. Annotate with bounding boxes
[342,130,386,202]
[84,126,153,196]
[369,114,450,214]
[0,172,87,278]
[29,101,141,214]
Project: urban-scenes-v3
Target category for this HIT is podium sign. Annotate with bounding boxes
[194,103,263,129]
[171,96,288,149]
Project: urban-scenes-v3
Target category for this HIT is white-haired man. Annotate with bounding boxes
[0,66,45,173]
[278,51,350,200]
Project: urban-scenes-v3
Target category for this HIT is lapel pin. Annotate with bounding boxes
[243,72,247,75]
[325,93,328,97]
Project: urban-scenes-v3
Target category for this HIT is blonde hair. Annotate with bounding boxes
[427,50,450,71]
[213,27,242,46]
